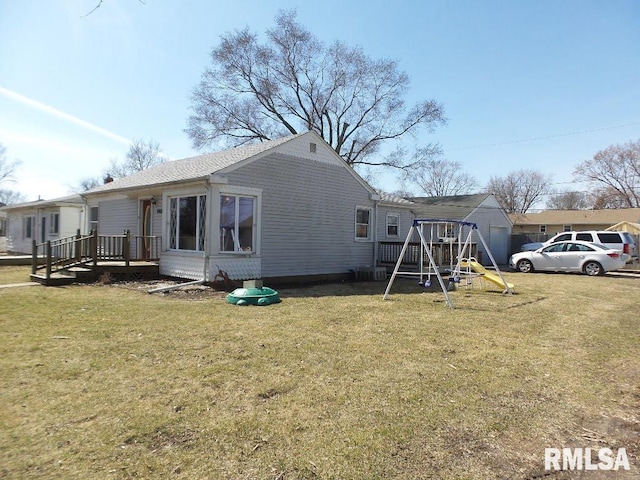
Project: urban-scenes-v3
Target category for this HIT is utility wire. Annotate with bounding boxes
[448,122,640,151]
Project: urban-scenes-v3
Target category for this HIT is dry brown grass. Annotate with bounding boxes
[0,265,32,285]
[0,266,638,479]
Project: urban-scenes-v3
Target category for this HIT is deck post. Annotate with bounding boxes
[75,229,81,263]
[124,230,131,267]
[31,240,37,274]
[91,229,98,268]
[45,241,52,280]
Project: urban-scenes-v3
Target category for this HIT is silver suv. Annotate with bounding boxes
[522,230,637,262]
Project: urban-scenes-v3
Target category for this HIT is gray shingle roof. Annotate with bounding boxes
[85,134,304,194]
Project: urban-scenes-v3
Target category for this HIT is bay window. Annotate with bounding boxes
[169,194,207,251]
[220,195,255,253]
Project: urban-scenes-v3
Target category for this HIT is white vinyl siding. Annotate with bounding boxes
[96,198,138,234]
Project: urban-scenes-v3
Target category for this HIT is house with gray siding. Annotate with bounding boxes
[0,195,85,254]
[81,131,380,283]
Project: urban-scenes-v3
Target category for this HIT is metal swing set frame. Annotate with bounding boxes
[382,218,513,308]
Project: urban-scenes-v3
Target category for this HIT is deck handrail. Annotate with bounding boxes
[32,230,161,280]
[378,240,479,267]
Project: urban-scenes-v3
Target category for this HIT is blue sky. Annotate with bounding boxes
[1,0,639,203]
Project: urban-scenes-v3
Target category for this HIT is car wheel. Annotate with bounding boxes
[583,261,604,276]
[517,259,534,273]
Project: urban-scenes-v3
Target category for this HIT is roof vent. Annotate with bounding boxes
[309,142,317,153]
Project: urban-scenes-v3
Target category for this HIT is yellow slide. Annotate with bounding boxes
[460,259,514,292]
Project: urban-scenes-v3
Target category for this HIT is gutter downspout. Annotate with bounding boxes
[373,199,379,267]
[370,192,381,268]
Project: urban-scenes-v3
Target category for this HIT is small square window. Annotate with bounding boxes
[540,225,547,233]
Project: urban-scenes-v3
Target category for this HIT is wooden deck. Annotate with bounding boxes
[30,231,161,286]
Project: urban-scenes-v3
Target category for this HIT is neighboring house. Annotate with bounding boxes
[1,195,85,254]
[81,131,381,283]
[407,194,513,265]
[510,208,640,235]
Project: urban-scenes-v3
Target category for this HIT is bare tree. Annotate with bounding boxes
[573,138,640,208]
[413,156,477,197]
[546,190,589,210]
[0,145,24,205]
[69,176,103,193]
[186,10,446,173]
[0,189,26,205]
[589,187,636,209]
[107,138,164,179]
[486,169,552,214]
[68,139,164,193]
[0,144,21,185]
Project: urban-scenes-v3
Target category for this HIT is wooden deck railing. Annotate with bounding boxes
[32,230,161,280]
[378,241,479,267]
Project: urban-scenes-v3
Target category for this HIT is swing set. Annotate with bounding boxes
[382,219,514,308]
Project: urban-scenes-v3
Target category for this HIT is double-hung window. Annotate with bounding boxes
[220,195,255,253]
[89,207,99,232]
[355,207,372,241]
[49,213,59,235]
[169,194,207,251]
[386,214,399,237]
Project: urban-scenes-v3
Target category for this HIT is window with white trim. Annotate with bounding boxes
[563,225,571,232]
[540,225,547,233]
[355,207,372,240]
[49,213,59,235]
[168,194,207,251]
[386,214,399,237]
[220,194,255,253]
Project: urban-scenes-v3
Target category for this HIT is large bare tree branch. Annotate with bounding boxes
[186,9,446,173]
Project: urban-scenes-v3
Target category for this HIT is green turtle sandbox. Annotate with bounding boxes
[226,286,281,306]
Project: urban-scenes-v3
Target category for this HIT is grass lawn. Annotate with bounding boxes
[0,266,638,479]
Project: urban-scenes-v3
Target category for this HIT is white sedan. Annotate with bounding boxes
[509,241,627,276]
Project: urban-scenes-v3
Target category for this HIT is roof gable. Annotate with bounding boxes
[83,131,375,196]
[85,134,303,194]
